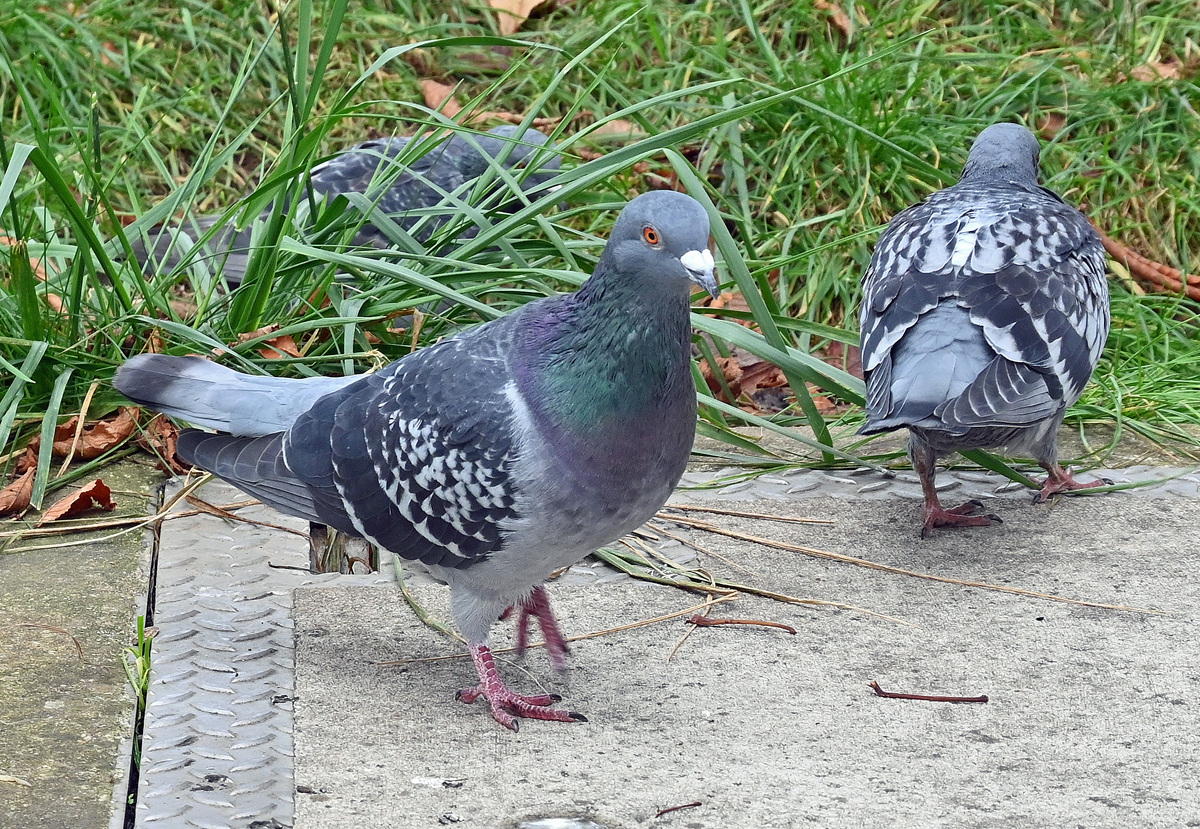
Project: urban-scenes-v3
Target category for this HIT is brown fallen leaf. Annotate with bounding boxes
[420,79,463,117]
[489,0,550,36]
[589,119,640,139]
[36,479,117,526]
[815,0,854,39]
[258,334,302,360]
[0,468,35,516]
[44,407,139,461]
[135,413,190,475]
[14,446,38,475]
[1130,56,1182,82]
[1037,113,1068,141]
[816,340,864,380]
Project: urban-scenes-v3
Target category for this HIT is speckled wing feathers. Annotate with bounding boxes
[861,179,1108,436]
[282,327,522,570]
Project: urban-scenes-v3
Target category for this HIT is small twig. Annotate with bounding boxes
[0,624,84,660]
[646,520,761,577]
[655,801,702,818]
[379,594,740,667]
[661,512,1165,614]
[1091,219,1200,301]
[660,503,834,525]
[868,680,988,703]
[687,614,797,635]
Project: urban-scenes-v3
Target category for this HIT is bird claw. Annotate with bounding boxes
[456,684,584,730]
[920,500,1002,537]
[464,643,586,730]
[1035,466,1108,503]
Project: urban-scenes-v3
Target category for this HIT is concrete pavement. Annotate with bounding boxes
[3,452,1199,828]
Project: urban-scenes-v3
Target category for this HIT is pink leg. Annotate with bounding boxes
[456,643,587,730]
[912,440,1000,537]
[1035,463,1108,503]
[514,586,571,671]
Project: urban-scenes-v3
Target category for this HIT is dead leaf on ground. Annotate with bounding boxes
[816,341,864,380]
[234,324,303,359]
[135,413,190,475]
[704,291,758,328]
[1130,56,1182,82]
[700,349,790,413]
[814,0,855,39]
[0,469,35,517]
[259,334,301,359]
[36,479,117,526]
[589,119,640,139]
[1037,113,1068,140]
[489,0,551,36]
[420,79,463,117]
[14,446,38,475]
[41,407,139,461]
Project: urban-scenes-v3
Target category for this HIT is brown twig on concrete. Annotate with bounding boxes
[655,801,702,818]
[688,614,797,635]
[868,680,988,703]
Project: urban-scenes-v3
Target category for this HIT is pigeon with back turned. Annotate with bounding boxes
[858,123,1110,535]
[115,190,718,729]
[131,125,560,284]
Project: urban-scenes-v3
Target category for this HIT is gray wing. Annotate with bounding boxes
[172,321,526,569]
[860,181,1109,434]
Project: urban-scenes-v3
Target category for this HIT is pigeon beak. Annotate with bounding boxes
[681,248,719,299]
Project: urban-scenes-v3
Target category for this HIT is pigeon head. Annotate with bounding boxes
[960,123,1041,186]
[596,190,719,301]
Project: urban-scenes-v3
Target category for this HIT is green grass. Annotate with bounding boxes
[2,0,1200,503]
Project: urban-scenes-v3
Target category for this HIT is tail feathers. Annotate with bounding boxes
[115,354,361,436]
[177,430,317,524]
[178,429,362,537]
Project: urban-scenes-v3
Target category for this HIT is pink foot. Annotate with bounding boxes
[921,499,1002,537]
[513,586,570,671]
[457,643,586,730]
[1035,465,1109,503]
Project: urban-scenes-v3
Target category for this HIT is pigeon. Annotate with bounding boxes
[115,190,719,729]
[129,125,561,284]
[858,122,1110,534]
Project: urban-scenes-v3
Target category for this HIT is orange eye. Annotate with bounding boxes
[643,226,659,244]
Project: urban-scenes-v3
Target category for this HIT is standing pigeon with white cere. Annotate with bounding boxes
[858,123,1110,535]
[115,190,718,729]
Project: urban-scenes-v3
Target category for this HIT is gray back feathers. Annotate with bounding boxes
[859,123,1110,456]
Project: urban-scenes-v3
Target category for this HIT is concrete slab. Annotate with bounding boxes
[290,492,1200,828]
[0,461,152,829]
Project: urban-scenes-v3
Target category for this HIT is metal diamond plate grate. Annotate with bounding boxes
[133,480,390,829]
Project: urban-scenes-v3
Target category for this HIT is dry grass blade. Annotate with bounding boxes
[592,545,916,626]
[661,504,835,525]
[56,381,101,477]
[662,514,1167,614]
[0,623,85,659]
[183,494,311,539]
[647,521,761,577]
[377,594,742,667]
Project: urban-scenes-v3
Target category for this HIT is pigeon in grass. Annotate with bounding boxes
[131,125,560,285]
[115,190,718,729]
[858,123,1110,535]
